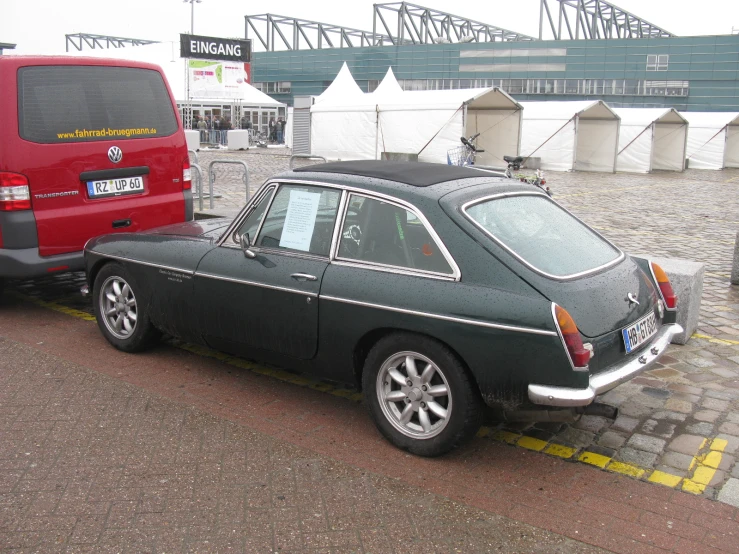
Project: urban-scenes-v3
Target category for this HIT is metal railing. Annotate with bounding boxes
[188,149,199,166]
[190,163,204,211]
[208,160,250,209]
[289,154,327,170]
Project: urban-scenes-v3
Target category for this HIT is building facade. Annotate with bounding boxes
[252,34,739,111]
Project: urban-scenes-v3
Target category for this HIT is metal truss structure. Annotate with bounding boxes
[65,33,159,52]
[244,14,400,51]
[539,0,674,40]
[372,2,536,44]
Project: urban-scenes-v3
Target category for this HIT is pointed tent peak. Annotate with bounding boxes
[372,67,403,97]
[314,62,364,104]
[614,107,687,126]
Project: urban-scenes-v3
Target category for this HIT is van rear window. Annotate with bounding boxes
[18,66,179,143]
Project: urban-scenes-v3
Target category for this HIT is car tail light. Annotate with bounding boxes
[554,304,590,369]
[182,158,192,190]
[0,172,31,211]
[651,262,677,309]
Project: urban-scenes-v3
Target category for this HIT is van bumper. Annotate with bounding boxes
[0,247,84,279]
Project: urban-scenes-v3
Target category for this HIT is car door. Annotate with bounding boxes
[194,183,343,360]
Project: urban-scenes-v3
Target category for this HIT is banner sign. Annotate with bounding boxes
[188,60,251,98]
[180,34,251,63]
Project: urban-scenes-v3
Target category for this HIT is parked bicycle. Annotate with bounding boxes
[447,133,484,167]
[504,155,552,197]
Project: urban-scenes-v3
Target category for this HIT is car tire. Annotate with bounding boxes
[93,262,160,352]
[363,332,483,457]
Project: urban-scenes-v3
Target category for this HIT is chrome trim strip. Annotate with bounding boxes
[330,190,350,261]
[528,323,682,407]
[253,246,328,262]
[331,259,457,282]
[334,191,460,281]
[550,303,589,373]
[460,191,625,282]
[195,271,318,297]
[236,178,463,282]
[87,252,194,275]
[321,295,558,336]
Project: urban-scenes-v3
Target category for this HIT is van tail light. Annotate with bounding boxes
[182,158,192,190]
[0,172,31,211]
[553,304,590,369]
[651,262,677,309]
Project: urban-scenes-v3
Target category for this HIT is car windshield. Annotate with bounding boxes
[464,194,621,278]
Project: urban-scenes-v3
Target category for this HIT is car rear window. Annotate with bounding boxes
[18,65,178,143]
[464,194,621,278]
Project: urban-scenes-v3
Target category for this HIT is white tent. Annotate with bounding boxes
[520,101,620,172]
[614,108,688,173]
[62,41,282,107]
[681,112,739,170]
[311,66,523,165]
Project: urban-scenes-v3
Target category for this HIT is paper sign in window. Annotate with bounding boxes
[279,190,321,252]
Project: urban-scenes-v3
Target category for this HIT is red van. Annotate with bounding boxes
[0,56,192,293]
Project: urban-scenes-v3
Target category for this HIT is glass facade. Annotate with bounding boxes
[251,34,739,111]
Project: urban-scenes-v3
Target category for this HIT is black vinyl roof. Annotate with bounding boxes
[292,160,490,187]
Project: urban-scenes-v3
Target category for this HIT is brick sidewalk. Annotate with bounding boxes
[1,296,737,553]
[0,330,602,553]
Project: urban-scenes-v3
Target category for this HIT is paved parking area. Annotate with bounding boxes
[2,155,739,551]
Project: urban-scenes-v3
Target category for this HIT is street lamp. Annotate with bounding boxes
[184,0,202,35]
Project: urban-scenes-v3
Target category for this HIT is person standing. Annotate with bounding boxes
[222,117,231,146]
[276,117,284,144]
[269,117,276,143]
[197,116,207,142]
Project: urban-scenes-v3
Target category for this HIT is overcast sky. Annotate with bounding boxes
[2,0,738,54]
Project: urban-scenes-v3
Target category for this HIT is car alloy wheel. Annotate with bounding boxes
[376,351,452,440]
[99,275,138,340]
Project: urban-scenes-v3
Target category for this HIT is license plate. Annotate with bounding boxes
[622,311,658,353]
[87,176,144,198]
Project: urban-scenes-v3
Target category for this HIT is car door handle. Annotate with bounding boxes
[291,273,317,282]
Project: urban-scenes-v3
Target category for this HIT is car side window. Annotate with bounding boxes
[234,187,275,244]
[255,184,341,257]
[337,194,454,275]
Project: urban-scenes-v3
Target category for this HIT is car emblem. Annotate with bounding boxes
[108,146,123,164]
[627,292,640,306]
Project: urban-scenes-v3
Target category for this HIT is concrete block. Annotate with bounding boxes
[227,130,250,151]
[732,231,739,286]
[635,255,704,345]
[185,130,200,152]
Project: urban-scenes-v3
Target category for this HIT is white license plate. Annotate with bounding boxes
[87,176,144,198]
[622,311,658,353]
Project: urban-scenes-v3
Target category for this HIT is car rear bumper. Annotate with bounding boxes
[0,247,84,279]
[528,323,683,407]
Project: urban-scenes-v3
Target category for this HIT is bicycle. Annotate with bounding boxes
[447,133,484,167]
[504,155,552,197]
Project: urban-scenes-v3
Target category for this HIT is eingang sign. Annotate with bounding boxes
[180,34,251,63]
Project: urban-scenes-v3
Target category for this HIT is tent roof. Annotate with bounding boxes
[521,100,619,121]
[614,107,687,125]
[314,62,364,104]
[372,67,403,97]
[680,111,739,128]
[61,41,283,107]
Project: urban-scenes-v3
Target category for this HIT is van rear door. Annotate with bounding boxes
[15,61,189,257]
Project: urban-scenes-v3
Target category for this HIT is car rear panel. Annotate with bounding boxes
[0,57,188,258]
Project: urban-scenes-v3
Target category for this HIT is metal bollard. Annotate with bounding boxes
[732,231,739,285]
[207,160,249,209]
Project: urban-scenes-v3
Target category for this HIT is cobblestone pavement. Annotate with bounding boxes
[0,336,603,553]
[3,156,739,521]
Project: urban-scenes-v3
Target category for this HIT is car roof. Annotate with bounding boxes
[292,160,492,187]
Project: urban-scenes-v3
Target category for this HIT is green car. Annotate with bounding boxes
[83,161,682,457]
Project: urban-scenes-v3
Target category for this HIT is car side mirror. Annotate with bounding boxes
[240,233,256,259]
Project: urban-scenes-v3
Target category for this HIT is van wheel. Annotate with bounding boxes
[93,263,160,352]
[362,333,483,457]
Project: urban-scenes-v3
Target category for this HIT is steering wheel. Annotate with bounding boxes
[340,224,362,257]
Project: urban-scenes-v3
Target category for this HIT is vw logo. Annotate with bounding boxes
[107,146,123,164]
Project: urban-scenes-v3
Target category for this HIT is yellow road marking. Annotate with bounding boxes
[692,333,739,346]
[607,461,646,479]
[711,438,729,452]
[517,436,548,452]
[9,292,96,321]
[648,471,682,488]
[578,451,611,468]
[683,438,724,495]
[491,430,520,445]
[544,443,577,459]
